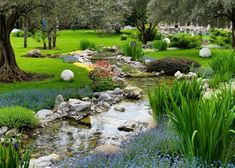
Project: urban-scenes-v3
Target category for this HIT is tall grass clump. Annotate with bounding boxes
[0,138,31,168]
[122,42,144,61]
[153,40,167,51]
[209,51,235,76]
[0,106,39,129]
[148,80,202,121]
[167,89,235,164]
[80,40,96,50]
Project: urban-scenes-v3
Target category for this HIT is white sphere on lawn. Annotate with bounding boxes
[163,38,171,44]
[61,70,74,81]
[199,48,212,58]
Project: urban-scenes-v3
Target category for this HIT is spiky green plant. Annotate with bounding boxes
[209,51,235,76]
[0,138,31,168]
[167,90,235,163]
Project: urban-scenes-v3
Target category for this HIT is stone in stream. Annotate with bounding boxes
[114,105,125,112]
[37,109,55,120]
[113,88,123,95]
[112,76,126,86]
[123,85,143,99]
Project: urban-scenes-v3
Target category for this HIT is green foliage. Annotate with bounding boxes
[209,73,233,88]
[122,42,144,61]
[0,106,39,129]
[80,40,96,50]
[148,80,202,121]
[167,90,235,163]
[209,51,235,76]
[11,31,24,38]
[0,138,31,168]
[92,77,116,92]
[120,34,128,41]
[137,28,159,42]
[210,29,232,48]
[170,33,202,49]
[153,40,167,51]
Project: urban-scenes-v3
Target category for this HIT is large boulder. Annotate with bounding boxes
[61,70,74,81]
[68,99,91,112]
[123,85,143,99]
[146,57,200,76]
[53,95,64,111]
[98,93,112,102]
[95,144,119,155]
[30,154,60,168]
[36,109,55,120]
[199,48,212,58]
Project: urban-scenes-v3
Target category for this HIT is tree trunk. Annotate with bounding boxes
[47,31,52,50]
[141,23,147,44]
[52,28,57,48]
[23,17,29,48]
[0,14,32,82]
[232,20,235,49]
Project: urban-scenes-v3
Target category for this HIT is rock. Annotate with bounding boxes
[68,99,91,112]
[103,102,111,109]
[54,95,64,111]
[61,70,74,81]
[199,48,212,58]
[112,76,126,86]
[26,49,43,58]
[0,126,8,137]
[98,93,112,102]
[58,102,70,113]
[82,97,90,101]
[95,144,119,155]
[123,85,143,99]
[79,117,91,126]
[37,109,54,120]
[6,128,19,137]
[113,88,123,95]
[29,154,60,168]
[63,55,77,63]
[114,105,125,112]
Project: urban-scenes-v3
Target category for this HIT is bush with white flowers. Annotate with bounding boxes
[163,38,171,44]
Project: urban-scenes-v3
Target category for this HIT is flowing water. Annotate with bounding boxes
[27,75,173,159]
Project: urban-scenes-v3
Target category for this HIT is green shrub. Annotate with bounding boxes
[170,33,202,49]
[137,28,158,42]
[0,106,39,129]
[120,34,128,41]
[209,51,235,76]
[146,57,200,75]
[122,42,144,61]
[153,40,167,51]
[92,77,116,92]
[80,40,96,50]
[210,29,232,48]
[0,138,31,168]
[167,90,235,163]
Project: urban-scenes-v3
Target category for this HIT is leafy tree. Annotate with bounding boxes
[128,0,158,44]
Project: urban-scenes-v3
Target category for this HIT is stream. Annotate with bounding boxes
[27,76,173,159]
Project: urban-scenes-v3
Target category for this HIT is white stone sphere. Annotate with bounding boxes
[199,48,212,58]
[61,70,74,81]
[163,38,171,44]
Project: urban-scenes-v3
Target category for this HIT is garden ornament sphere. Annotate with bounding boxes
[61,70,74,81]
[199,48,212,58]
